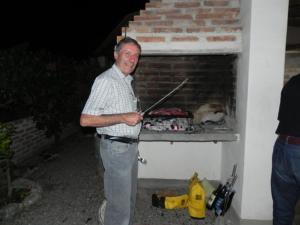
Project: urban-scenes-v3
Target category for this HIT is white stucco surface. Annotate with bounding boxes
[138,141,222,180]
[137,0,289,222]
[221,0,289,221]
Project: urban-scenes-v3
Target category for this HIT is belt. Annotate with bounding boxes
[97,134,138,144]
[279,135,300,145]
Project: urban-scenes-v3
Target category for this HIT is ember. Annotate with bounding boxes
[143,108,192,132]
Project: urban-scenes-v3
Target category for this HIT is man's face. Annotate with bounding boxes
[114,43,140,76]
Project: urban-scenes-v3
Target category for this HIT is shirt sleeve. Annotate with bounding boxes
[81,76,112,115]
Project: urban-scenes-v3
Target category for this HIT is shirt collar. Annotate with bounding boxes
[112,64,133,83]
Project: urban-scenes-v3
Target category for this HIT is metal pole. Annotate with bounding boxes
[141,78,189,116]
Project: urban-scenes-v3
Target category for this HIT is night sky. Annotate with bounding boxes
[0,0,148,58]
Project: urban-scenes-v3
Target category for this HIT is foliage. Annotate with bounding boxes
[0,123,14,160]
[11,187,31,203]
[0,122,15,200]
[28,53,80,141]
[0,44,102,204]
[0,44,40,121]
[0,44,101,140]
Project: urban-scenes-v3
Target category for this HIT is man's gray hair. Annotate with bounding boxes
[114,37,141,53]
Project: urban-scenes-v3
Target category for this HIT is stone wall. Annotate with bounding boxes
[6,117,78,164]
[0,117,79,203]
[284,52,300,83]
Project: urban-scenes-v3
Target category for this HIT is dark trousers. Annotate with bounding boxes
[271,138,300,225]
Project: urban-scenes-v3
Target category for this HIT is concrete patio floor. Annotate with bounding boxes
[2,132,222,225]
[9,132,300,225]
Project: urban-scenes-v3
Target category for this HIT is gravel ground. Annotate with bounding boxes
[1,133,220,225]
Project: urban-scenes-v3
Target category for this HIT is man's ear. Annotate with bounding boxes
[114,51,118,60]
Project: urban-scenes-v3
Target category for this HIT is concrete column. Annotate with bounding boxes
[222,0,289,221]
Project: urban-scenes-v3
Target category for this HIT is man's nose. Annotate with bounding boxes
[129,55,138,62]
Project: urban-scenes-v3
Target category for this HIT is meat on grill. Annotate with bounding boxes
[148,107,189,117]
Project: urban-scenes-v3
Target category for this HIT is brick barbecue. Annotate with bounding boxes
[118,0,241,141]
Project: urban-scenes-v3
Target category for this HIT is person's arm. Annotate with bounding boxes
[80,112,143,127]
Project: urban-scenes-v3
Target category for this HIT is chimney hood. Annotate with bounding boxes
[118,0,242,55]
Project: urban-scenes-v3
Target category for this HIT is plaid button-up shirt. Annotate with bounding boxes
[82,64,141,138]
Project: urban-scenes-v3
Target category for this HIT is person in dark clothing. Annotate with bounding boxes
[271,73,300,225]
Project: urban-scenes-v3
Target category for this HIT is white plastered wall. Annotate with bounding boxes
[138,0,289,222]
[222,0,289,221]
[138,141,222,180]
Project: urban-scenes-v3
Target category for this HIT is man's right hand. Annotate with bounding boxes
[122,112,143,126]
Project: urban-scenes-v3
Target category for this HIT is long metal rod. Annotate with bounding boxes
[141,78,189,116]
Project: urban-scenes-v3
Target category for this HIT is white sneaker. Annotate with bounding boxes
[98,199,106,225]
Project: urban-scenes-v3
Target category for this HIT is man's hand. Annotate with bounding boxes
[122,112,143,126]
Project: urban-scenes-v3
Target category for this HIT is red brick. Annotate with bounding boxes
[141,9,181,15]
[196,12,229,19]
[136,36,166,42]
[171,36,199,42]
[186,8,213,14]
[187,27,215,33]
[204,0,229,7]
[146,2,173,9]
[134,15,162,21]
[145,2,161,8]
[213,8,240,14]
[219,26,242,32]
[174,2,201,8]
[211,19,239,25]
[207,35,236,42]
[144,20,174,26]
[193,19,206,26]
[152,27,183,33]
[129,21,143,26]
[166,14,194,20]
[125,26,151,33]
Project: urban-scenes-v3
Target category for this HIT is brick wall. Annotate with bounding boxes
[118,0,241,54]
[6,117,78,165]
[284,52,300,84]
[0,117,78,204]
[8,117,54,164]
[134,54,237,114]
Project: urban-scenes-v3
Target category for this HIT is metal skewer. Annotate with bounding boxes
[141,78,189,116]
